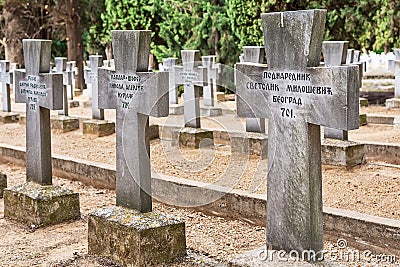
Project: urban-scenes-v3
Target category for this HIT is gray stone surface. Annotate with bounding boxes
[322,41,348,67]
[66,61,75,100]
[0,111,19,123]
[176,127,214,149]
[0,60,12,112]
[82,119,115,137]
[236,10,359,253]
[162,57,179,104]
[346,48,354,64]
[202,55,217,107]
[54,57,70,116]
[242,46,266,133]
[395,60,400,98]
[14,39,63,185]
[88,55,104,119]
[0,172,6,197]
[321,139,365,166]
[179,50,207,128]
[98,30,169,212]
[88,206,186,267]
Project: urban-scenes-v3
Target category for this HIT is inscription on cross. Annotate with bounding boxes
[236,10,359,254]
[177,50,207,128]
[98,30,168,212]
[0,60,12,112]
[14,40,63,185]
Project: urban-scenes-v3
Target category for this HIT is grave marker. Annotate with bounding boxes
[89,30,185,267]
[54,57,70,116]
[4,39,80,226]
[386,50,400,107]
[0,60,12,112]
[66,61,76,100]
[162,57,179,104]
[236,10,359,254]
[242,46,266,133]
[201,55,222,116]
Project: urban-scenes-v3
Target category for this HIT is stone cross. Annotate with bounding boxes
[162,57,179,104]
[0,60,12,112]
[88,55,104,120]
[236,10,359,254]
[14,39,63,185]
[394,49,400,98]
[346,48,354,64]
[66,61,75,99]
[98,30,168,212]
[54,57,70,116]
[177,50,206,128]
[242,46,266,133]
[202,55,217,106]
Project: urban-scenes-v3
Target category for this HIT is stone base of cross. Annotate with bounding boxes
[0,111,20,123]
[82,119,115,137]
[4,39,80,227]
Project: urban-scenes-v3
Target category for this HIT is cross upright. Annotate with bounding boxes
[161,57,179,104]
[88,55,104,120]
[66,61,75,100]
[54,57,71,116]
[177,50,207,128]
[235,10,359,254]
[0,60,12,112]
[14,40,63,185]
[201,55,217,107]
[98,30,168,212]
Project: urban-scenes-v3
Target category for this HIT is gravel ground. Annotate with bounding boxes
[1,162,398,267]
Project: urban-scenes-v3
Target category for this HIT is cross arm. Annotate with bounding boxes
[236,63,359,130]
[98,67,115,109]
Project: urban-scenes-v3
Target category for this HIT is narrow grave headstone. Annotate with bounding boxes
[82,55,115,137]
[201,55,222,116]
[346,48,355,64]
[66,61,76,101]
[160,57,184,115]
[0,60,19,123]
[386,49,400,108]
[236,10,359,254]
[242,46,266,133]
[84,59,92,99]
[4,39,80,226]
[89,30,185,267]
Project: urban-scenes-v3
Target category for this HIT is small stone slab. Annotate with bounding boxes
[231,132,268,159]
[367,115,395,125]
[51,116,79,132]
[200,106,222,117]
[82,119,115,137]
[0,172,7,198]
[169,103,184,115]
[177,127,214,149]
[3,182,80,226]
[216,92,225,102]
[88,206,186,267]
[359,97,368,107]
[0,111,19,123]
[359,114,367,126]
[385,98,400,108]
[322,139,365,166]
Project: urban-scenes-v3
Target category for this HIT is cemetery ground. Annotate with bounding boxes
[0,96,400,266]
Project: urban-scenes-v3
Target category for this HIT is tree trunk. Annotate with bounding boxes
[65,0,85,90]
[2,7,24,66]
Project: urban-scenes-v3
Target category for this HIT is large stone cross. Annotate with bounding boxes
[0,60,12,112]
[177,50,207,128]
[236,10,359,254]
[87,55,104,120]
[98,30,168,212]
[14,40,63,185]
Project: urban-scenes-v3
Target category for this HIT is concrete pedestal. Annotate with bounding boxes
[359,97,368,107]
[322,139,366,167]
[0,172,7,198]
[385,98,400,108]
[176,128,214,149]
[4,182,80,227]
[359,114,367,126]
[169,104,184,115]
[88,206,186,267]
[82,119,115,137]
[200,107,222,117]
[231,132,268,159]
[0,112,19,123]
[51,116,79,132]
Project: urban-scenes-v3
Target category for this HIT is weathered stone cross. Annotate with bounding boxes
[66,61,75,100]
[54,57,71,116]
[177,50,206,128]
[98,30,168,212]
[162,57,179,104]
[202,55,217,107]
[14,40,63,185]
[236,10,359,254]
[0,60,12,112]
[242,46,266,133]
[87,55,104,120]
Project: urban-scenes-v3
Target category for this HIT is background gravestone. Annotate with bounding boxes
[88,30,185,267]
[200,55,222,117]
[386,48,400,108]
[0,60,19,123]
[4,39,80,227]
[236,9,359,255]
[82,55,115,137]
[160,57,184,115]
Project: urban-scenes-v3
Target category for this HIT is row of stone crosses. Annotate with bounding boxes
[1,9,362,266]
